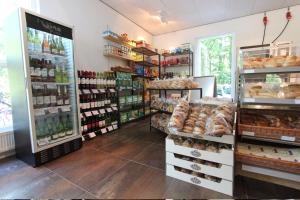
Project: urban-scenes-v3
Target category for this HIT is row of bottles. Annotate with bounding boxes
[36,112,73,146]
[78,70,116,89]
[32,84,70,109]
[30,57,69,83]
[79,91,118,112]
[27,28,65,56]
[81,111,118,135]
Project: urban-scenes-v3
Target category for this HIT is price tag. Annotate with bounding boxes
[61,106,71,112]
[112,107,118,111]
[49,107,58,114]
[88,132,96,138]
[100,89,106,93]
[34,109,45,116]
[81,136,85,142]
[85,111,92,117]
[92,89,99,94]
[101,128,107,134]
[109,89,116,93]
[106,108,112,112]
[244,69,255,74]
[244,98,255,103]
[100,109,106,114]
[113,124,118,130]
[242,131,255,136]
[295,99,300,104]
[281,136,295,142]
[108,126,113,132]
[83,89,91,94]
[92,110,99,115]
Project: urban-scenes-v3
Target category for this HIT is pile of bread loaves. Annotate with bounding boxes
[243,56,300,69]
[246,83,300,99]
[169,99,235,137]
[148,78,199,89]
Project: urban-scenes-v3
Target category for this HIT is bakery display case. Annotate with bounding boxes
[237,44,300,180]
[165,98,236,196]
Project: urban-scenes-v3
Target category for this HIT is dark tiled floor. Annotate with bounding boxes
[0,119,300,199]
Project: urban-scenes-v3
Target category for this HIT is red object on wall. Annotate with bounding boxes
[263,12,268,25]
[286,8,292,20]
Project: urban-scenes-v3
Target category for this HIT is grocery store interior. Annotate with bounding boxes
[1,0,300,199]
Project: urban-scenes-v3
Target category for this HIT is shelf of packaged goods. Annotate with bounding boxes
[34,105,71,116]
[240,66,300,74]
[241,98,300,105]
[83,124,119,140]
[37,134,80,152]
[135,61,159,68]
[235,151,300,174]
[103,52,134,61]
[121,116,145,125]
[81,106,118,114]
[162,51,192,57]
[238,123,300,145]
[29,51,67,59]
[147,88,202,91]
[31,81,71,85]
[150,107,172,115]
[162,64,190,68]
[131,74,157,79]
[103,35,134,48]
[132,47,159,56]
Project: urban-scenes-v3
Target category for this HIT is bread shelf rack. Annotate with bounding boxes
[237,44,300,181]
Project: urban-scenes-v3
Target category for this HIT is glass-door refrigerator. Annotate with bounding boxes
[5,8,82,167]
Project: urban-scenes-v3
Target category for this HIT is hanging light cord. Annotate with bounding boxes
[272,20,290,43]
[262,24,267,45]
[262,12,268,45]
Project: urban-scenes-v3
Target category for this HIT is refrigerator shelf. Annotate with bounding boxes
[29,51,67,60]
[240,66,300,74]
[34,105,72,116]
[241,98,300,105]
[31,81,71,85]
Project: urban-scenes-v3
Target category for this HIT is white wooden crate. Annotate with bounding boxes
[166,152,233,181]
[166,136,234,166]
[166,164,233,196]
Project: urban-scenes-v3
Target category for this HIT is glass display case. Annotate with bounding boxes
[5,8,81,166]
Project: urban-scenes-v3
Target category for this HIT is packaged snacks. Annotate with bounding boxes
[169,99,190,130]
[148,77,199,89]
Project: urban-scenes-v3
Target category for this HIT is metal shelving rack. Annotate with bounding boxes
[161,50,193,77]
[148,88,202,134]
[236,44,300,184]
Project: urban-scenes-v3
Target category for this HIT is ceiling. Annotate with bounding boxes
[100,0,300,35]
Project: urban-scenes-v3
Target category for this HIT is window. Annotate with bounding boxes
[0,0,39,132]
[196,34,234,98]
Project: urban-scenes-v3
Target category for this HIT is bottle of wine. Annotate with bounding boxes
[34,30,42,53]
[42,33,50,53]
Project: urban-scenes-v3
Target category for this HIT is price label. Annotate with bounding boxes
[244,98,255,103]
[85,111,92,117]
[83,89,91,94]
[92,110,99,115]
[112,107,118,111]
[61,106,71,112]
[243,69,255,74]
[88,132,96,138]
[100,89,106,93]
[92,89,99,94]
[295,99,300,104]
[34,109,45,116]
[49,107,58,114]
[281,136,295,142]
[101,128,107,134]
[100,109,106,114]
[242,131,255,136]
[113,124,118,130]
[81,136,85,142]
[109,89,116,93]
[106,108,112,112]
[108,126,113,132]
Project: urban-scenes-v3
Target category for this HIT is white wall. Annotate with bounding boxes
[39,0,153,71]
[153,5,300,54]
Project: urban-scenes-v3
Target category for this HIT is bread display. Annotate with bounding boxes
[243,55,300,69]
[245,82,300,99]
[150,97,177,113]
[174,166,222,183]
[169,99,235,137]
[148,78,199,89]
[151,113,171,134]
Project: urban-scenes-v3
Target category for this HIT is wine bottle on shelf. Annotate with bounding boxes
[36,84,45,108]
[34,30,42,53]
[42,33,50,53]
[58,37,65,56]
[48,60,55,82]
[96,72,101,89]
[63,85,70,105]
[50,84,57,107]
[43,84,51,107]
[57,86,64,106]
[56,115,64,139]
[66,114,73,136]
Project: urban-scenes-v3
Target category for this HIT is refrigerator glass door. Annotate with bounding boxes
[25,13,79,149]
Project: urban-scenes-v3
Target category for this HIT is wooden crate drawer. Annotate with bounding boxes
[166,164,233,196]
[166,152,233,181]
[165,136,234,166]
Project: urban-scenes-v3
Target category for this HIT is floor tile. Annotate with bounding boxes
[132,143,165,170]
[91,161,171,199]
